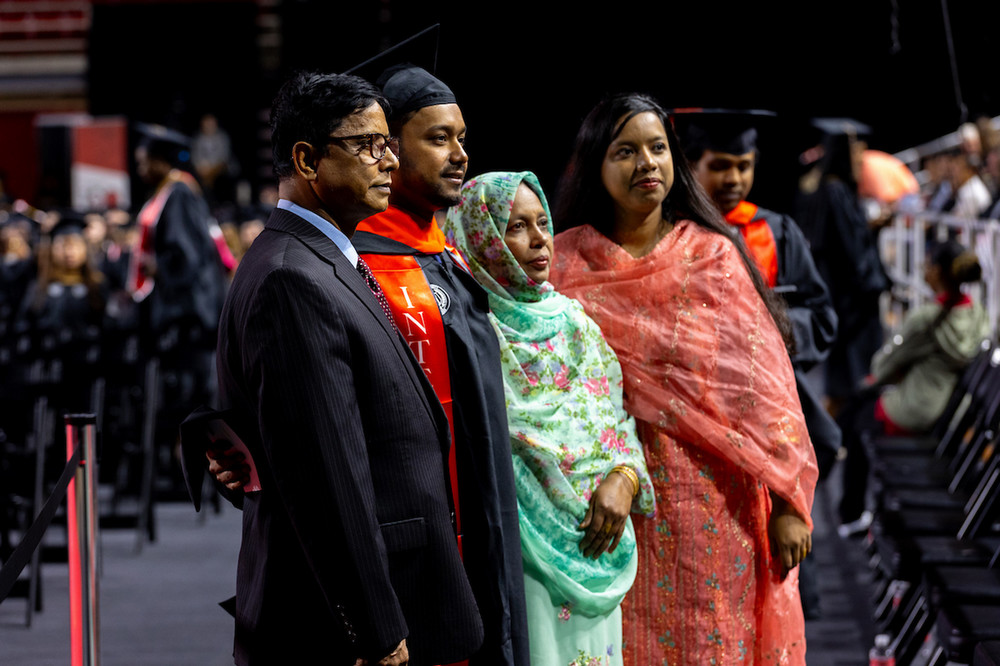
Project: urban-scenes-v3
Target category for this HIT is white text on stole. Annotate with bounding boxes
[398,286,433,375]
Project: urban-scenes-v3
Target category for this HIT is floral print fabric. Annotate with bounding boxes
[551,221,818,665]
[443,172,654,666]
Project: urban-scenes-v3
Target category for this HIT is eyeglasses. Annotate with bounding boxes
[327,133,399,161]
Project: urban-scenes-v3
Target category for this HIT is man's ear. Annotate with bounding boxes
[292,141,320,181]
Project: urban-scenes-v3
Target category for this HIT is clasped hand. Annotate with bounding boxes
[206,445,249,491]
[353,639,408,666]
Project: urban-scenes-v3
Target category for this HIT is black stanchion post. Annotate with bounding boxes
[65,413,99,666]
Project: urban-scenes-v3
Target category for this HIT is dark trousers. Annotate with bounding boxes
[836,392,882,524]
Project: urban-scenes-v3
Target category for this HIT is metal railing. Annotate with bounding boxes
[0,414,101,665]
[880,210,1000,338]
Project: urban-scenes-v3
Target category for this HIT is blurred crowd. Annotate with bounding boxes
[919,117,1000,221]
[0,118,275,504]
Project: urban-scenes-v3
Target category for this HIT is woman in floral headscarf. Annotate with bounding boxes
[443,171,655,666]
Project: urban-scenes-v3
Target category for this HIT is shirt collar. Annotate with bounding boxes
[277,199,359,267]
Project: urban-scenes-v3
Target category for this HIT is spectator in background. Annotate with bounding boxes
[946,148,992,219]
[983,141,1000,220]
[958,122,982,168]
[191,113,238,207]
[19,212,104,338]
[0,211,38,330]
[237,217,264,255]
[976,117,1000,194]
[795,118,888,422]
[923,151,955,213]
[857,148,921,217]
[131,123,228,489]
[16,212,106,412]
[835,240,991,532]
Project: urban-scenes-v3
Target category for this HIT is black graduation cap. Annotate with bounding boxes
[134,122,192,165]
[343,24,456,122]
[48,209,87,239]
[809,117,873,139]
[670,108,778,162]
[797,117,875,171]
[0,209,41,247]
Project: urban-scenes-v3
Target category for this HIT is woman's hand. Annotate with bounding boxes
[206,446,250,491]
[353,639,409,666]
[768,493,812,575]
[578,470,634,559]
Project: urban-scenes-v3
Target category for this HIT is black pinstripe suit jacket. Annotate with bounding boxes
[217,207,483,665]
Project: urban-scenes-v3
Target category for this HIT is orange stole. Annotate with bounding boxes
[359,252,462,548]
[725,200,778,288]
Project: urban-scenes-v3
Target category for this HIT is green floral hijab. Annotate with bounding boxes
[444,172,654,618]
[444,171,572,341]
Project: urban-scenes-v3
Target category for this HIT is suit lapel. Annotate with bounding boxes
[267,210,397,337]
[265,209,446,436]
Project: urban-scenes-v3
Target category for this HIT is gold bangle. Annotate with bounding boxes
[610,465,639,498]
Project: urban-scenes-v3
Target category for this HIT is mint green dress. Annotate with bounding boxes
[444,172,655,666]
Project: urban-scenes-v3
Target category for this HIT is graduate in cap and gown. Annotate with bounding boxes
[793,118,889,531]
[675,111,841,477]
[17,211,106,411]
[351,63,530,666]
[131,123,229,484]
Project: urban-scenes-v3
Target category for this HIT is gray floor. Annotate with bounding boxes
[0,500,241,665]
[0,471,875,665]
[804,467,877,666]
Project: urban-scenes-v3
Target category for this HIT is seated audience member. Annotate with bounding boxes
[17,212,106,411]
[19,212,105,340]
[0,211,38,329]
[836,240,991,534]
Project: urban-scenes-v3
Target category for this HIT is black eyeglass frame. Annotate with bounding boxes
[326,133,399,161]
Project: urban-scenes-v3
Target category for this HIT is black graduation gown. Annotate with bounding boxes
[144,179,226,348]
[353,229,530,666]
[756,206,842,476]
[794,180,888,402]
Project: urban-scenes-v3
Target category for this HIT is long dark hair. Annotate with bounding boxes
[554,92,793,349]
[930,239,982,328]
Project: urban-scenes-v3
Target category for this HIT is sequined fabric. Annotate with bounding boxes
[551,220,818,665]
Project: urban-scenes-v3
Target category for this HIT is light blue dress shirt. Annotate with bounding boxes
[277,199,359,268]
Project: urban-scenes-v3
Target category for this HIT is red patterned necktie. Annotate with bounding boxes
[356,257,399,333]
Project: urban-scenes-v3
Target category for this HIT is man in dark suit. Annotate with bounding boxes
[216,71,482,665]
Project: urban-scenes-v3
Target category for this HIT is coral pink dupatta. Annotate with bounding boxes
[552,220,818,664]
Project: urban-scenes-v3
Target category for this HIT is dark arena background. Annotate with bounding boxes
[2,2,1000,665]
[2,0,998,215]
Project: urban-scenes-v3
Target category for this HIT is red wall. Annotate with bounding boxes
[0,112,41,203]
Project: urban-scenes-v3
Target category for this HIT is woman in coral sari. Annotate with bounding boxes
[550,93,819,665]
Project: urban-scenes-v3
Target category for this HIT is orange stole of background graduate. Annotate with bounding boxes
[725,200,778,288]
[359,252,462,549]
